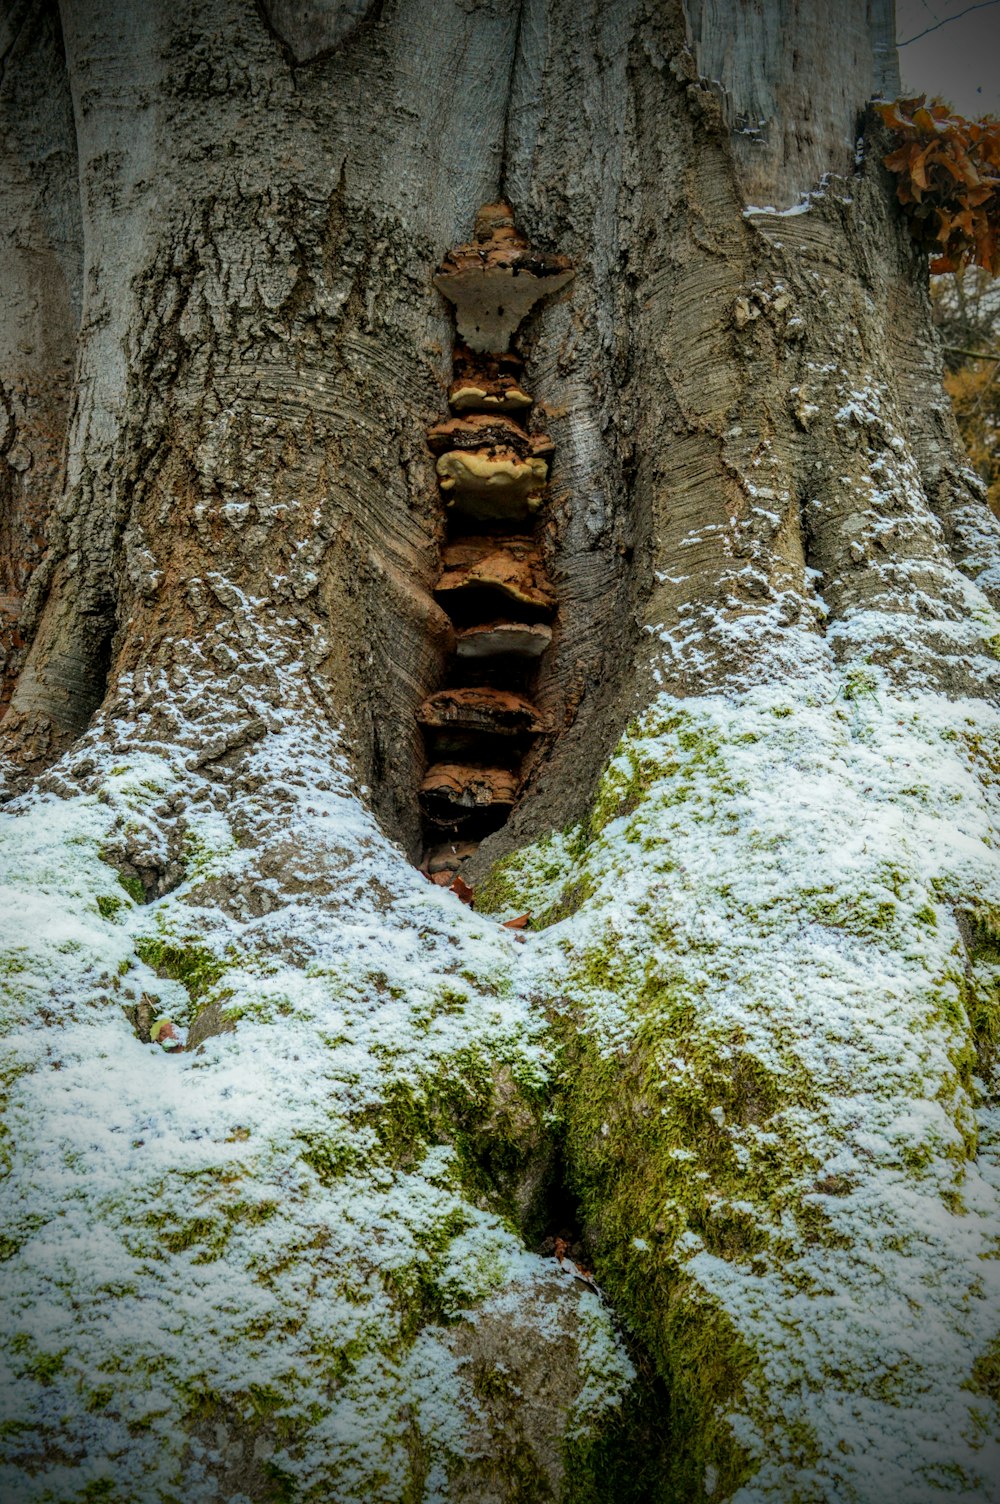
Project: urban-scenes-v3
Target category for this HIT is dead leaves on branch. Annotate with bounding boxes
[877,96,1000,275]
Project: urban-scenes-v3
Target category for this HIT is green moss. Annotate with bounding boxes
[80,1482,122,1503]
[561,1363,674,1502]
[409,984,471,1033]
[117,873,146,905]
[793,882,897,935]
[476,852,535,916]
[155,1214,226,1258]
[961,915,1000,1095]
[143,1199,277,1263]
[456,1358,556,1502]
[96,894,124,920]
[840,665,880,703]
[362,1055,553,1236]
[134,934,228,1004]
[566,923,641,1001]
[553,992,827,1497]
[384,1245,465,1340]
[182,827,236,881]
[590,747,656,836]
[535,875,596,929]
[174,1389,301,1501]
[296,1131,358,1183]
[264,1462,298,1504]
[477,826,591,919]
[969,1334,1000,1403]
[10,1333,67,1386]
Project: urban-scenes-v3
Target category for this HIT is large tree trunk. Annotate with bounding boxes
[2,2,1000,1500]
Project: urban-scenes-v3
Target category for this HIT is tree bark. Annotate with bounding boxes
[2,2,1000,1501]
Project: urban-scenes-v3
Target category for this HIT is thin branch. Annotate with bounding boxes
[898,0,1000,46]
[943,345,1000,359]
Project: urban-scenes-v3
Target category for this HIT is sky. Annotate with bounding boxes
[895,0,1000,115]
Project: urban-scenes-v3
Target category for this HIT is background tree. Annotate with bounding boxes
[933,267,1000,516]
[1,2,999,1501]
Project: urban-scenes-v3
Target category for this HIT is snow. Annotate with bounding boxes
[0,711,633,1500]
[2,423,1000,1494]
[743,201,813,218]
[501,664,1000,1500]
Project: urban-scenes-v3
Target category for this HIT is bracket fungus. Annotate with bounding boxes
[455,621,553,661]
[433,202,574,354]
[436,450,549,523]
[420,763,520,824]
[418,687,548,738]
[434,538,556,621]
[426,414,554,460]
[417,205,574,888]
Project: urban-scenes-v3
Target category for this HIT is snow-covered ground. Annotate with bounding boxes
[1,621,999,1499]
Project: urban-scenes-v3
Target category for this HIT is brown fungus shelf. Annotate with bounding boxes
[417,203,573,888]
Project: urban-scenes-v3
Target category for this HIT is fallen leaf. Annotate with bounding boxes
[502,913,531,930]
[150,1017,184,1051]
[450,874,474,906]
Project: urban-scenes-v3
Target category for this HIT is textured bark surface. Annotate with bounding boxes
[0,0,81,717]
[4,0,992,842]
[684,0,899,203]
[2,1,1000,1500]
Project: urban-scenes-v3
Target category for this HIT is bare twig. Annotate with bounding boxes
[898,0,1000,47]
[943,346,1000,359]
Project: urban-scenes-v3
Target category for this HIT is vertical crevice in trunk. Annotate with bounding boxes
[0,0,525,813]
[497,0,524,204]
[417,203,573,888]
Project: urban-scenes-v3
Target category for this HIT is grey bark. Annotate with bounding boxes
[0,0,80,720]
[2,0,1000,1494]
[3,0,997,840]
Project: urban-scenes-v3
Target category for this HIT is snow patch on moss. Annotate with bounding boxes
[0,727,635,1501]
[500,667,1000,1501]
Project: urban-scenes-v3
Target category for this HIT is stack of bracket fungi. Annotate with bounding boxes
[419,204,574,890]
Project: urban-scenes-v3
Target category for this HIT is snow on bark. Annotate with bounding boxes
[0,638,637,1499]
[2,0,1000,1498]
[481,632,1000,1501]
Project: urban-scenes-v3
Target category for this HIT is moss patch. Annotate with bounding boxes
[134,934,228,1004]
